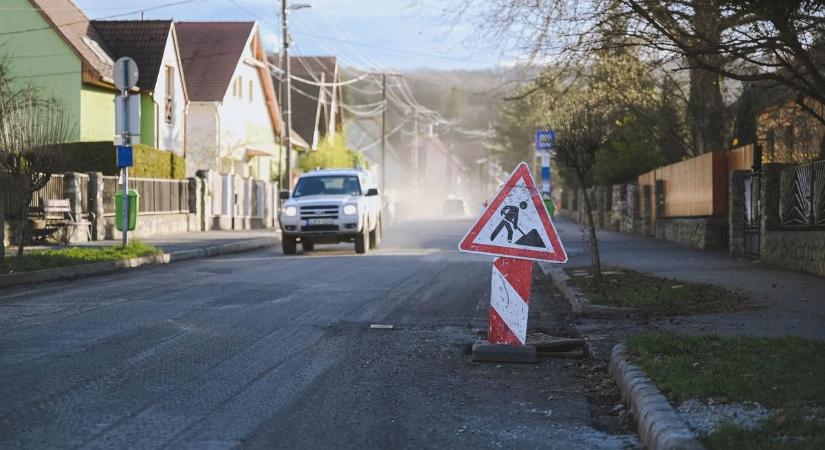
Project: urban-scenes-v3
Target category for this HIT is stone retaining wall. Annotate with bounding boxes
[655,217,728,250]
[103,213,199,240]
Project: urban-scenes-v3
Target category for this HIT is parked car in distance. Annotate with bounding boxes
[442,198,468,218]
[279,169,382,255]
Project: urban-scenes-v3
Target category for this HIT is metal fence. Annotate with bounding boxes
[102,176,189,215]
[779,160,825,228]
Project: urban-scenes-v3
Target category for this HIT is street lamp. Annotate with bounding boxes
[281,1,312,193]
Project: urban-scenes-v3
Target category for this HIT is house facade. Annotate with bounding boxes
[92,21,188,155]
[177,22,284,181]
[0,0,117,141]
[0,1,189,157]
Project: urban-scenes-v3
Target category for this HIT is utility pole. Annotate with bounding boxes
[281,0,293,192]
[381,73,387,191]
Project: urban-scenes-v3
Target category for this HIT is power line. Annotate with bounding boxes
[0,0,202,36]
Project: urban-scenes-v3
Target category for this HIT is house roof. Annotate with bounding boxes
[269,54,342,147]
[91,20,172,91]
[175,21,255,101]
[29,0,114,82]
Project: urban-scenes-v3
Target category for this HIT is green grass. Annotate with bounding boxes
[3,242,161,273]
[628,333,825,449]
[566,268,753,317]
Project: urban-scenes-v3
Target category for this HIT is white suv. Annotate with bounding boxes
[279,169,382,255]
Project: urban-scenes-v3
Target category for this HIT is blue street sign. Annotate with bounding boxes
[116,145,133,168]
[535,129,556,152]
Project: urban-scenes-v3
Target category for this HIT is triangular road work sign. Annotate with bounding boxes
[459,162,567,263]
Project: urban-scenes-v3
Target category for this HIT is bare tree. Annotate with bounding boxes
[0,75,74,258]
[547,101,612,281]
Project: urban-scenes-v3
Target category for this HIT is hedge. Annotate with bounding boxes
[56,141,186,179]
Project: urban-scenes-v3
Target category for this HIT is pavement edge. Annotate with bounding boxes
[610,343,704,450]
[0,237,278,289]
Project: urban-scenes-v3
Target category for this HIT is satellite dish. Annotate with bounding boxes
[113,57,139,91]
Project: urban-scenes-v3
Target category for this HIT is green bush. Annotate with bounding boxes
[56,141,186,179]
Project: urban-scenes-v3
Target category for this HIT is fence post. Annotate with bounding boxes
[63,172,83,218]
[641,185,652,237]
[729,170,747,257]
[761,163,788,233]
[188,177,201,232]
[196,170,212,231]
[87,172,104,241]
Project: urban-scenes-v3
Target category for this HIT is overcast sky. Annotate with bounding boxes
[74,0,508,70]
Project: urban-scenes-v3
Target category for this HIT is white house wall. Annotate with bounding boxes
[151,28,187,154]
[185,101,219,176]
[217,34,279,180]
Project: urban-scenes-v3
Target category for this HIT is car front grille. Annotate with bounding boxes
[300,205,339,220]
[301,225,339,233]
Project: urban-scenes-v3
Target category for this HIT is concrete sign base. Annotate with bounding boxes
[471,341,538,363]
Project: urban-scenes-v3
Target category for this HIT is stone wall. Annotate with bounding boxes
[655,217,728,250]
[103,213,199,240]
[761,230,825,277]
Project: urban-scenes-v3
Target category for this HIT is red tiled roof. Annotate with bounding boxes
[29,0,114,82]
[175,21,255,101]
[91,20,172,91]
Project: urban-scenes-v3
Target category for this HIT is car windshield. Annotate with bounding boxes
[293,175,361,198]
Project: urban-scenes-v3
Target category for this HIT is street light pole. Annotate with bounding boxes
[381,73,386,191]
[281,0,293,192]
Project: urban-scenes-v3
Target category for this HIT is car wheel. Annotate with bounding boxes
[302,241,315,252]
[369,217,381,249]
[355,226,369,254]
[282,236,297,255]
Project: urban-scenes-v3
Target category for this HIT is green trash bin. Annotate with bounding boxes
[544,198,556,217]
[115,189,139,231]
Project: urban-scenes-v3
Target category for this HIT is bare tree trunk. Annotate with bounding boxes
[16,188,28,258]
[578,175,602,282]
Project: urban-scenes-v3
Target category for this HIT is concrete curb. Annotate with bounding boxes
[537,263,636,318]
[0,236,278,289]
[610,343,704,450]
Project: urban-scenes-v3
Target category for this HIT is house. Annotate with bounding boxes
[0,0,117,142]
[271,55,343,150]
[91,21,188,155]
[757,97,825,164]
[176,21,287,182]
[0,1,189,165]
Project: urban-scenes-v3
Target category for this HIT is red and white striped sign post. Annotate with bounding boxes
[459,162,566,362]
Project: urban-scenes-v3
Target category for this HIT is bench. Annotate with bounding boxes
[31,199,93,244]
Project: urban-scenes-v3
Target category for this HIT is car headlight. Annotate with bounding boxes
[343,204,358,215]
[283,206,297,217]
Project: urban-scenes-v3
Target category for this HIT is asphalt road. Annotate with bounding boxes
[0,219,637,449]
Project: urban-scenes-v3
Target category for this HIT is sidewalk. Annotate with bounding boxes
[552,217,825,341]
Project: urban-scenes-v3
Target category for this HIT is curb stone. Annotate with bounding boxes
[0,236,278,289]
[610,343,704,450]
[537,263,636,318]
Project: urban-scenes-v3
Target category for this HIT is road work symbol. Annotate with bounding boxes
[459,162,566,263]
[490,201,547,248]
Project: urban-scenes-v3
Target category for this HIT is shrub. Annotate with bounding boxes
[55,141,186,179]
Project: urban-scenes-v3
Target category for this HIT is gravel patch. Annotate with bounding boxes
[676,399,774,437]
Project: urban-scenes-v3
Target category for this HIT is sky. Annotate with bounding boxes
[74,0,510,71]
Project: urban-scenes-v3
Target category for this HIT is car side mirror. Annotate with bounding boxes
[366,188,379,197]
[279,190,290,200]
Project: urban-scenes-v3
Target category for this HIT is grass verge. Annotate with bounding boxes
[566,268,752,316]
[628,333,825,449]
[3,242,161,273]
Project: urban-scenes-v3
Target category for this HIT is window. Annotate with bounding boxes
[165,65,174,123]
[249,80,253,103]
